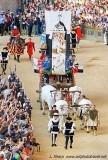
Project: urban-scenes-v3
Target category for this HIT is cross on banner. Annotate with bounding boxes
[58,12,62,21]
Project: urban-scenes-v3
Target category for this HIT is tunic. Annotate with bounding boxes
[63,122,76,136]
[0,52,9,64]
[25,42,35,56]
[48,118,61,134]
[87,110,98,127]
[71,32,76,48]
[76,27,83,39]
[11,29,20,37]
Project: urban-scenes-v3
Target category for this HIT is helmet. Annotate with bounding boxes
[13,26,17,29]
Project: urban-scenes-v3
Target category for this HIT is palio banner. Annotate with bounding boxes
[45,11,71,34]
[52,32,66,75]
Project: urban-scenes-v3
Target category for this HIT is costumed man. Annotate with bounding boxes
[63,117,76,149]
[17,88,25,107]
[48,113,62,147]
[14,34,25,63]
[42,56,51,84]
[88,105,99,136]
[10,25,20,49]
[0,47,10,75]
[39,50,46,61]
[76,24,83,49]
[66,55,75,83]
[104,22,108,45]
[70,29,77,53]
[25,38,35,61]
[8,71,16,88]
[48,105,59,119]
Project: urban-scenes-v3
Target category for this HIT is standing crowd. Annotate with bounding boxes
[1,0,108,37]
[0,72,40,160]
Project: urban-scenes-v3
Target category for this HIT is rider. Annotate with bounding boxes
[42,56,51,84]
[10,25,20,48]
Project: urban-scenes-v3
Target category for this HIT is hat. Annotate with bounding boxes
[53,113,59,116]
[3,47,8,50]
[72,54,76,57]
[13,26,17,29]
[52,105,56,108]
[66,117,72,120]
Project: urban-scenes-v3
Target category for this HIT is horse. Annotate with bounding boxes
[11,37,25,62]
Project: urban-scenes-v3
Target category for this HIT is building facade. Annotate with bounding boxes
[0,0,22,14]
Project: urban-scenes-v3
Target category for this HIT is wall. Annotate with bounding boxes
[0,0,22,14]
[82,25,104,42]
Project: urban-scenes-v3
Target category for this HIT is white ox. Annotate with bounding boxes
[69,86,82,120]
[78,99,93,132]
[41,84,68,119]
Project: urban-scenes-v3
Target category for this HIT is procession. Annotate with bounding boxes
[0,0,108,160]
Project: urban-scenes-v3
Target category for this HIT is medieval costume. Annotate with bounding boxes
[0,47,10,74]
[48,113,62,147]
[25,38,35,61]
[63,117,76,149]
[76,25,83,48]
[88,106,99,136]
[71,30,77,48]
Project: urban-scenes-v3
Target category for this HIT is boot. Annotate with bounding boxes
[29,56,31,61]
[70,145,72,148]
[51,144,54,147]
[64,146,67,149]
[14,56,16,60]
[17,56,20,63]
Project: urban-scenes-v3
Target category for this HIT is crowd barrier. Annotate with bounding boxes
[82,25,104,42]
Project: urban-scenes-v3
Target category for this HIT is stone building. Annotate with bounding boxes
[0,0,22,14]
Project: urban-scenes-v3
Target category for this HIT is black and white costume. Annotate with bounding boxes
[48,113,62,147]
[71,30,77,48]
[63,117,76,149]
[0,48,9,74]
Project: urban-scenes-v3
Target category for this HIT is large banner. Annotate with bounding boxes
[45,11,71,34]
[52,32,66,75]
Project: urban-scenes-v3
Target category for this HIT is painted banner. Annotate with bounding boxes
[52,32,66,75]
[45,11,71,34]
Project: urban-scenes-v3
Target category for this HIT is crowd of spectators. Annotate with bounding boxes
[0,72,39,160]
[1,0,108,37]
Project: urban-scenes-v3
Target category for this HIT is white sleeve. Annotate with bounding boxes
[8,75,10,80]
[58,119,62,131]
[6,53,10,60]
[48,119,53,131]
[63,123,66,134]
[17,92,20,97]
[70,123,76,133]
